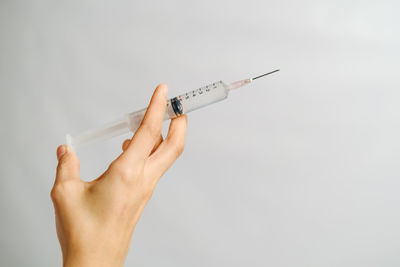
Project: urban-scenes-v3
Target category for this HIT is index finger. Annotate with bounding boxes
[123,84,168,162]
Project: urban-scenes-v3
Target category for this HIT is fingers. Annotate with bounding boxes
[55,145,81,184]
[147,114,187,177]
[122,139,130,151]
[122,134,163,155]
[123,84,168,162]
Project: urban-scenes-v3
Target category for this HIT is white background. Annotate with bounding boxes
[1,0,399,266]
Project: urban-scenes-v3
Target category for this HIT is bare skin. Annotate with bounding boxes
[51,84,187,267]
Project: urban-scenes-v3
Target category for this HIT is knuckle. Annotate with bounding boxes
[50,180,79,201]
[141,123,161,140]
[109,160,124,174]
[141,182,155,201]
[172,141,185,157]
[50,186,59,201]
[122,166,137,179]
[109,160,142,184]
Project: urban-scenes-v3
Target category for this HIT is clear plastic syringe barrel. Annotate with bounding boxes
[67,81,230,149]
[127,81,230,132]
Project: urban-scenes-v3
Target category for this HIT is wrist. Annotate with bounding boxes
[63,252,125,267]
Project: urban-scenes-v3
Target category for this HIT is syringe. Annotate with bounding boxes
[66,69,280,150]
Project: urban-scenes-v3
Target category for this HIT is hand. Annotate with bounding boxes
[51,84,187,267]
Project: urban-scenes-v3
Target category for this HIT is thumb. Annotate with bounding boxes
[55,145,80,183]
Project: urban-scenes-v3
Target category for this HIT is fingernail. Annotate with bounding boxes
[57,145,66,160]
[160,85,168,97]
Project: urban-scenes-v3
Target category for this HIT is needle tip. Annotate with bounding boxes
[252,69,280,80]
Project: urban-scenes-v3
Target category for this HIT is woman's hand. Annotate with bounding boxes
[51,84,187,267]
